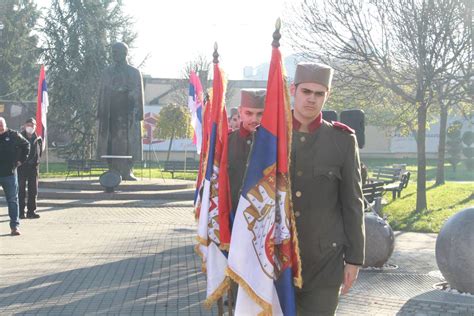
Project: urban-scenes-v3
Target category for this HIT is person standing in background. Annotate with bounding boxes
[0,117,30,235]
[18,118,43,219]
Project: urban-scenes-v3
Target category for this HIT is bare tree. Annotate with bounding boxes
[182,54,211,90]
[287,0,471,212]
[433,72,470,185]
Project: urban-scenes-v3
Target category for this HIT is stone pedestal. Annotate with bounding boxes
[436,207,474,294]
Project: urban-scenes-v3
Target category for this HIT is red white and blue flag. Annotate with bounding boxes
[188,71,204,154]
[195,60,232,307]
[227,34,302,315]
[36,65,48,150]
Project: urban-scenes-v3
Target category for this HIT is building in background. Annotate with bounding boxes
[2,75,472,162]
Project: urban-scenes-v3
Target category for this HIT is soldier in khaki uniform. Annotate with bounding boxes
[290,63,365,315]
[228,89,266,213]
[226,89,265,307]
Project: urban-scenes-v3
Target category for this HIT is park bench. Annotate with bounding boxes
[163,160,200,179]
[87,160,108,174]
[369,167,403,184]
[384,171,411,200]
[65,159,109,180]
[362,180,385,215]
[65,159,89,180]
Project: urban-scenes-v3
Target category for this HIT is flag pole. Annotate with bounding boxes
[45,132,49,173]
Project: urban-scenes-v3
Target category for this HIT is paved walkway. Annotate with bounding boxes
[1,202,473,315]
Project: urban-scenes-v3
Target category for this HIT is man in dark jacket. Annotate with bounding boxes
[0,117,30,235]
[18,118,43,219]
[290,63,365,315]
[227,89,266,213]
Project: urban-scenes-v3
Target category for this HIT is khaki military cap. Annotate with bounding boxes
[240,89,266,109]
[294,62,334,89]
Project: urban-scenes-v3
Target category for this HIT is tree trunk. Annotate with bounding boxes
[166,130,175,162]
[416,105,428,212]
[435,105,448,186]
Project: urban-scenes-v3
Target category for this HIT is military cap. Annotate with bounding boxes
[240,89,266,109]
[25,117,36,125]
[294,62,334,90]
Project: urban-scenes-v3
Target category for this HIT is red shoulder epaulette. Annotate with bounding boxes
[332,121,355,134]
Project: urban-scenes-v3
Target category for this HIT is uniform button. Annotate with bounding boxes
[294,211,301,217]
[297,171,303,177]
[246,140,252,145]
[295,191,302,197]
[332,242,337,247]
[300,136,306,142]
[328,171,333,176]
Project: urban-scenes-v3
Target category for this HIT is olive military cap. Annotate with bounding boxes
[240,89,266,109]
[294,62,334,90]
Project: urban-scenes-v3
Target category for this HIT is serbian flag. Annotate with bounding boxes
[226,30,302,315]
[194,93,211,211]
[195,60,232,307]
[36,65,48,150]
[188,71,204,154]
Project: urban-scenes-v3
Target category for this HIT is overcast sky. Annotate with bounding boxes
[36,0,297,79]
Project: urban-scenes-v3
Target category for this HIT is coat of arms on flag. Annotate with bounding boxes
[226,19,302,315]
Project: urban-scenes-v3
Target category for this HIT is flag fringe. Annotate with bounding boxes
[219,243,230,251]
[283,75,303,289]
[203,276,231,309]
[226,267,272,316]
[193,244,207,273]
[290,209,303,288]
[196,236,209,246]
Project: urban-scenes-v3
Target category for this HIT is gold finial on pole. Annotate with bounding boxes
[213,42,219,64]
[272,18,282,48]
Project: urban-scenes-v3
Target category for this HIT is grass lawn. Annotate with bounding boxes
[363,158,473,233]
[39,159,473,233]
[381,181,474,233]
[363,157,474,182]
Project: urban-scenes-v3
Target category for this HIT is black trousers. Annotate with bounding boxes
[18,165,39,215]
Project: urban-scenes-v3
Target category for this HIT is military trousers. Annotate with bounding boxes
[296,244,345,315]
[296,286,341,316]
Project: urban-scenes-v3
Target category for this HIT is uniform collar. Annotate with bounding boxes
[292,112,323,133]
[239,123,252,138]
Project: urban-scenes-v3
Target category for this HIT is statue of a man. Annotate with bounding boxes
[97,42,144,180]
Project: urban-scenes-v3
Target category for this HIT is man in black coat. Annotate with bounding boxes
[18,118,43,219]
[0,117,30,235]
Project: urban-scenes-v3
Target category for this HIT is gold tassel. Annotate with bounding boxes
[226,268,272,315]
[203,277,231,309]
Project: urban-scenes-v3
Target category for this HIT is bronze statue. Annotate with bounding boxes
[97,42,144,180]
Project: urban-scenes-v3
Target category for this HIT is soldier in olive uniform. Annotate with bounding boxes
[228,89,266,213]
[290,63,365,315]
[226,89,266,306]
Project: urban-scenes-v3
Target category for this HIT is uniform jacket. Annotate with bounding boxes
[227,125,253,213]
[291,116,365,290]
